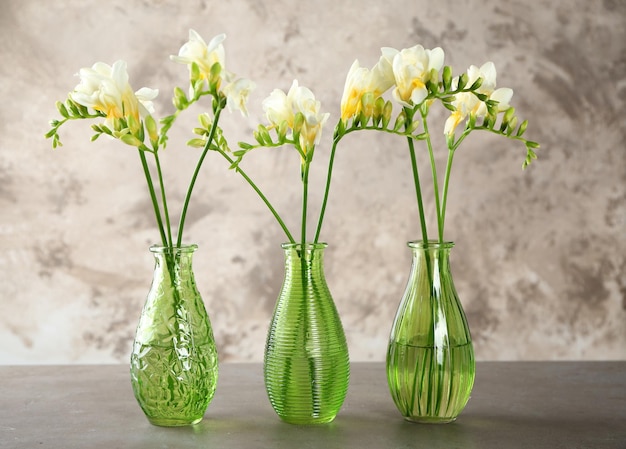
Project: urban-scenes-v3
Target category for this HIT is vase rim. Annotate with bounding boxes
[281,242,328,250]
[150,244,198,254]
[407,240,454,249]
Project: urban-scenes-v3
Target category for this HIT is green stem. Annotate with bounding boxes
[301,156,311,247]
[138,149,168,248]
[440,149,455,240]
[405,108,429,245]
[314,134,341,243]
[176,104,224,248]
[420,106,443,243]
[154,151,173,248]
[440,131,470,239]
[218,150,295,244]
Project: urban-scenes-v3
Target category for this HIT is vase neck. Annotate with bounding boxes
[408,241,453,276]
[150,245,197,284]
[282,242,327,275]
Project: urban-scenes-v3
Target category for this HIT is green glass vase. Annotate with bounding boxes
[130,245,218,427]
[264,242,350,424]
[386,241,475,423]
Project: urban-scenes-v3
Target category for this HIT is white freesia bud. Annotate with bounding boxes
[71,60,158,130]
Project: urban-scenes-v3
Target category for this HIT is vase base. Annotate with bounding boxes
[404,416,458,424]
[147,416,203,427]
[278,415,337,425]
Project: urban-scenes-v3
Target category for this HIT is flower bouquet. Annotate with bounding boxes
[46,30,254,426]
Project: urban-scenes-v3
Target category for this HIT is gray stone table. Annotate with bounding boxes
[1,362,625,448]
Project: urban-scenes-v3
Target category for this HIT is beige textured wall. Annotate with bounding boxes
[1,0,624,364]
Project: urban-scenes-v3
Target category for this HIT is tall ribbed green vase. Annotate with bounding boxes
[264,242,350,424]
[386,241,475,423]
[130,244,218,427]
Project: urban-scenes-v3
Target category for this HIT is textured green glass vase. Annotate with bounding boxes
[130,245,218,427]
[264,243,350,424]
[386,241,475,423]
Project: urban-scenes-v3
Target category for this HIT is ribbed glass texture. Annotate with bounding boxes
[386,241,475,423]
[264,243,350,424]
[130,245,218,427]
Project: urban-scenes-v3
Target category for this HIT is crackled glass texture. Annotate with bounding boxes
[387,241,475,423]
[264,243,350,424]
[130,245,218,427]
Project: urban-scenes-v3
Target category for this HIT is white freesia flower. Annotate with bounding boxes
[292,83,330,150]
[263,80,329,152]
[71,60,158,129]
[171,30,254,115]
[222,77,256,116]
[444,61,514,136]
[263,86,294,129]
[171,30,226,80]
[340,54,395,122]
[340,60,369,121]
[388,45,444,107]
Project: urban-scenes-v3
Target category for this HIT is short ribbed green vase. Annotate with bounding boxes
[130,245,218,427]
[386,241,475,423]
[264,243,350,424]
